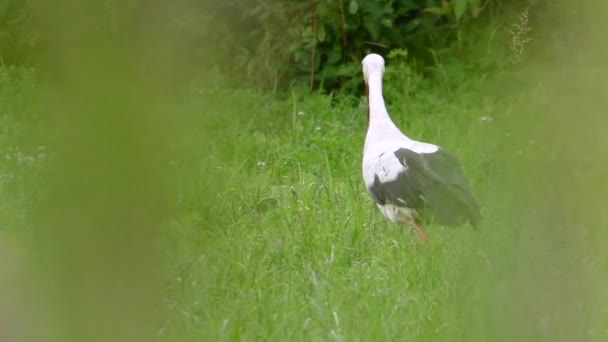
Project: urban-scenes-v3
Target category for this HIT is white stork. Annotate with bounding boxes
[361,54,481,241]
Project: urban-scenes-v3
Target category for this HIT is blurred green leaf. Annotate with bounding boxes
[349,0,358,15]
[454,0,468,20]
[363,16,381,40]
[470,0,481,17]
[317,24,326,42]
[424,7,449,15]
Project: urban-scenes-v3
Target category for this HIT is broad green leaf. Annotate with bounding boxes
[470,0,481,17]
[404,18,421,32]
[381,18,393,28]
[349,0,358,15]
[320,65,338,79]
[424,7,448,15]
[302,26,313,37]
[316,24,326,42]
[453,0,468,20]
[327,45,342,64]
[336,62,359,77]
[363,17,380,40]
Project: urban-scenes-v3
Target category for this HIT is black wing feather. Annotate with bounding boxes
[393,148,481,227]
[369,172,422,208]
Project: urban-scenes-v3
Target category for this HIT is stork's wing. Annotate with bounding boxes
[365,151,424,209]
[393,148,481,227]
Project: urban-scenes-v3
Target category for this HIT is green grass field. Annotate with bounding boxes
[161,82,495,340]
[2,53,606,341]
[2,4,608,338]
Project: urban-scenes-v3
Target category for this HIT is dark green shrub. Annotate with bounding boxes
[1,0,539,91]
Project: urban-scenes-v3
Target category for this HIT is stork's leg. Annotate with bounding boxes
[407,219,428,241]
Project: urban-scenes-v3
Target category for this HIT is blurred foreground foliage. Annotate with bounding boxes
[1,0,608,341]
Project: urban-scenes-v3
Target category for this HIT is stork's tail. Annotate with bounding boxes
[469,206,482,230]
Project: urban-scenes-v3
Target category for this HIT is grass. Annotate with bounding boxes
[158,76,514,341]
[1,29,608,341]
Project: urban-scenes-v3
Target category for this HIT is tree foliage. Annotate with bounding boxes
[210,0,537,91]
[0,0,538,91]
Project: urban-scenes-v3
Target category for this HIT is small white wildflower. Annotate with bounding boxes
[297,111,305,116]
[256,161,266,168]
[15,151,38,165]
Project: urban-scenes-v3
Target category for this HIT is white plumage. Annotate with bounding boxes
[361,54,480,240]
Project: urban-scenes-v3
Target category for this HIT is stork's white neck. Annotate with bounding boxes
[366,70,405,144]
[363,65,438,155]
[367,71,391,125]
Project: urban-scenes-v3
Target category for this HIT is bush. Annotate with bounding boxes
[1,0,539,91]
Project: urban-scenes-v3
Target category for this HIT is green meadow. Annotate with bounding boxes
[1,1,607,341]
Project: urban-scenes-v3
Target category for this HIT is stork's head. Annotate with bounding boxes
[362,53,385,83]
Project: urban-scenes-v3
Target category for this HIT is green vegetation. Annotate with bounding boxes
[160,79,495,341]
[1,1,607,341]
